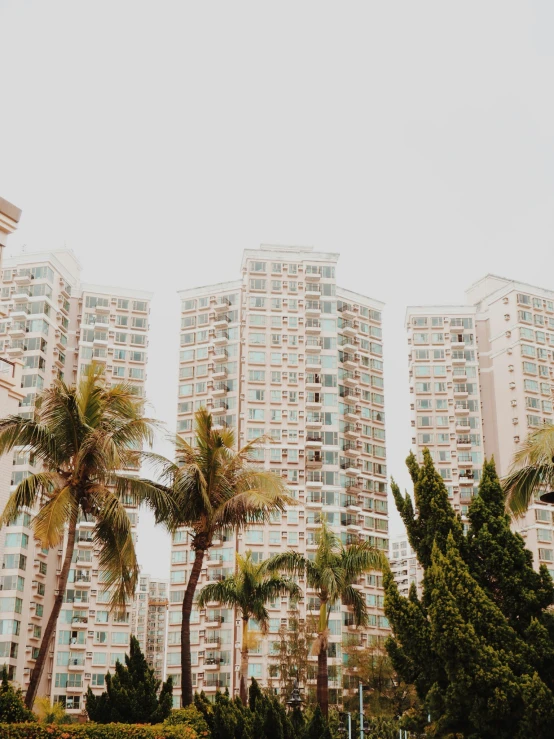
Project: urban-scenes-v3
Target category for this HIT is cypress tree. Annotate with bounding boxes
[85,635,173,724]
[385,453,554,738]
[0,665,36,724]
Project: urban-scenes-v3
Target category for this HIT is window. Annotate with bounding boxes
[248,409,265,421]
[248,351,266,363]
[245,530,264,545]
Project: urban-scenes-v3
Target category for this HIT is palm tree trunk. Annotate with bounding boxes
[181,548,205,706]
[317,639,329,718]
[25,507,78,709]
[317,600,329,717]
[239,617,249,705]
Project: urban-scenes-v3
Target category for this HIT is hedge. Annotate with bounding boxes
[0,724,199,739]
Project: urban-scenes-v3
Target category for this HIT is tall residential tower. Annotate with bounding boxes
[168,245,389,706]
[0,249,151,714]
[407,274,554,576]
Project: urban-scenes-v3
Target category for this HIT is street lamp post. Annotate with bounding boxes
[359,683,372,739]
[338,712,352,739]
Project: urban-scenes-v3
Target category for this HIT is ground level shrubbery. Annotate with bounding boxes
[0,723,199,739]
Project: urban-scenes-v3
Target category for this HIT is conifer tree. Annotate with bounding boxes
[385,453,554,738]
[85,635,173,724]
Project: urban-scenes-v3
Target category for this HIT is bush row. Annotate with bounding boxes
[0,723,199,739]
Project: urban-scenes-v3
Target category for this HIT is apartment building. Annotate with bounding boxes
[407,274,554,578]
[168,245,389,706]
[389,536,422,598]
[0,198,25,669]
[0,249,151,713]
[131,575,169,682]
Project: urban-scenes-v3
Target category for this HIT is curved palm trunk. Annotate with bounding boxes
[25,507,78,709]
[239,617,249,705]
[181,548,205,706]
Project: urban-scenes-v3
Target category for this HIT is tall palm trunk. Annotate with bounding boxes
[181,547,205,706]
[316,599,329,717]
[317,640,329,718]
[25,507,78,709]
[239,616,249,705]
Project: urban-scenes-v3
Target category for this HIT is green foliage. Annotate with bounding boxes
[304,705,331,739]
[0,724,198,738]
[85,636,173,724]
[34,696,71,724]
[164,705,210,736]
[386,453,554,738]
[0,665,36,724]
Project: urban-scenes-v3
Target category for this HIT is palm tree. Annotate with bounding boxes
[197,550,301,705]
[142,408,293,706]
[264,520,384,717]
[0,367,171,708]
[503,424,554,516]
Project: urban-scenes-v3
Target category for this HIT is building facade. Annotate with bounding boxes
[389,535,423,598]
[168,245,389,706]
[0,249,151,713]
[407,274,554,578]
[131,574,169,683]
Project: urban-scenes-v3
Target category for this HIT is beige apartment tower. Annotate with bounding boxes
[131,575,169,682]
[407,274,554,578]
[0,248,151,714]
[168,245,389,706]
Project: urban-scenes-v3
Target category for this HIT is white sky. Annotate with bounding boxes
[1,1,554,578]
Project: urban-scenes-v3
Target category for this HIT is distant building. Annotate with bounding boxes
[389,535,423,598]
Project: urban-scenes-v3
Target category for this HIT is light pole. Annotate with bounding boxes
[359,683,372,739]
[338,711,352,739]
[286,679,303,710]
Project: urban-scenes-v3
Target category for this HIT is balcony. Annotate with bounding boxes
[213,331,229,346]
[456,436,472,449]
[305,320,321,334]
[340,461,359,477]
[342,442,360,459]
[211,401,228,416]
[341,353,358,370]
[305,269,321,282]
[305,338,322,353]
[306,474,323,489]
[212,382,228,397]
[341,321,357,338]
[305,284,321,298]
[305,433,323,448]
[339,336,357,352]
[306,453,323,468]
[205,635,221,647]
[306,517,322,529]
[306,374,322,389]
[451,335,466,349]
[344,495,361,512]
[451,351,466,365]
[305,494,322,509]
[452,371,467,382]
[204,616,223,628]
[456,421,471,433]
[343,405,360,422]
[208,555,223,566]
[211,364,227,380]
[454,403,470,416]
[458,455,474,468]
[342,371,359,389]
[338,304,357,320]
[13,273,31,287]
[305,301,321,317]
[453,385,469,399]
[306,394,323,410]
[343,423,360,439]
[213,348,228,362]
[71,616,88,629]
[67,658,85,671]
[212,315,229,329]
[214,298,230,313]
[8,324,25,338]
[306,415,323,430]
[204,655,224,670]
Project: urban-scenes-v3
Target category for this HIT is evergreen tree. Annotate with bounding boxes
[85,636,173,724]
[0,665,35,724]
[385,453,554,738]
[305,704,331,739]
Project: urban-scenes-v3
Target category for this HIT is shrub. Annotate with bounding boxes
[164,705,210,737]
[0,723,198,738]
[0,665,36,724]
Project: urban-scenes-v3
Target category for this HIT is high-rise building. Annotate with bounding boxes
[131,574,169,682]
[168,245,389,706]
[389,535,422,598]
[0,249,151,713]
[407,274,554,577]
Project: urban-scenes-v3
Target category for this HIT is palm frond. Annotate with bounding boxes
[341,584,368,627]
[0,472,60,526]
[0,416,61,466]
[196,579,239,610]
[114,475,178,526]
[93,492,138,611]
[342,541,385,581]
[33,486,77,548]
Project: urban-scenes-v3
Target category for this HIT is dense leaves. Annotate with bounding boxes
[385,451,554,738]
[85,636,173,724]
[0,666,35,724]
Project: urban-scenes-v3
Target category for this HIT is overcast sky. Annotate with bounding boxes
[1,1,554,578]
